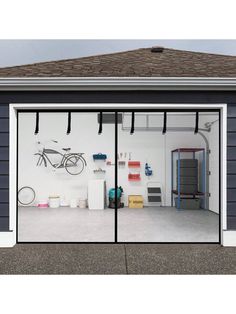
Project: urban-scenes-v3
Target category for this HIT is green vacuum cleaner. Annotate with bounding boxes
[108,186,124,208]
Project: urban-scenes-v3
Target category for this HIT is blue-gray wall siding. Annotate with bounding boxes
[227,105,236,229]
[0,105,9,230]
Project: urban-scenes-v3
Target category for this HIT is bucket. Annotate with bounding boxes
[70,199,78,208]
[78,198,87,209]
[49,196,60,208]
[37,200,48,208]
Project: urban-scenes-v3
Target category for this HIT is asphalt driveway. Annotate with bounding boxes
[0,244,235,274]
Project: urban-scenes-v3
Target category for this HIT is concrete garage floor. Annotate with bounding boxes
[0,244,236,274]
[118,207,219,242]
[19,206,115,242]
[18,206,219,242]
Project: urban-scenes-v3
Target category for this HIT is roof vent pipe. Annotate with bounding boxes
[151,46,164,53]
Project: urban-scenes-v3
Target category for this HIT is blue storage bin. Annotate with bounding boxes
[93,153,107,160]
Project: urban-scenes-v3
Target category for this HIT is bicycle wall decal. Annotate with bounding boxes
[34,140,87,175]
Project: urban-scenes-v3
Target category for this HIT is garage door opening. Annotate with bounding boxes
[16,107,221,243]
[117,111,220,242]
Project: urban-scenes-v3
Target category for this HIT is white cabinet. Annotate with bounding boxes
[88,179,106,210]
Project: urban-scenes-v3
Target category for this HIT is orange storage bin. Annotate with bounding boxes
[128,173,141,181]
[128,161,141,168]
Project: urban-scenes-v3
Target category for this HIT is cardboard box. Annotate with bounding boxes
[128,195,144,208]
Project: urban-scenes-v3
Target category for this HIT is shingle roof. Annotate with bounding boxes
[0,47,236,77]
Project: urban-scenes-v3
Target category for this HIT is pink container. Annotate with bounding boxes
[37,201,48,208]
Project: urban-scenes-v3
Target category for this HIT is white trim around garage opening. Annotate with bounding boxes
[3,102,228,247]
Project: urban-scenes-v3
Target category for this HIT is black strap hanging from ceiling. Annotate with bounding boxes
[194,111,199,134]
[34,111,39,135]
[162,111,167,134]
[130,112,135,134]
[67,111,71,134]
[98,111,103,134]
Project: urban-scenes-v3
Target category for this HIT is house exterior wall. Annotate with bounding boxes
[0,90,235,233]
[227,105,236,228]
[0,105,9,231]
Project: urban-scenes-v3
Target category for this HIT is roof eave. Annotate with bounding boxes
[1,77,236,91]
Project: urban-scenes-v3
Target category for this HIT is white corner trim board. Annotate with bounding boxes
[0,232,15,247]
[223,231,236,247]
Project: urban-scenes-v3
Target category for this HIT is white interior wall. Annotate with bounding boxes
[208,122,220,213]
[18,113,115,204]
[18,112,219,211]
[199,116,219,214]
[118,130,204,206]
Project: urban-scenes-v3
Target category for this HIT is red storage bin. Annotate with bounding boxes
[128,173,141,181]
[128,161,141,168]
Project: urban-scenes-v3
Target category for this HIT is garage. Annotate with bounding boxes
[16,107,220,243]
[1,45,236,247]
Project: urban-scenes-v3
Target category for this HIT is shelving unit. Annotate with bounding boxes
[128,161,141,181]
[171,148,207,210]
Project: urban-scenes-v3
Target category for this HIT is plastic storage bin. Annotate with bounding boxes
[70,199,78,208]
[78,198,87,208]
[93,153,107,161]
[174,197,201,209]
[128,195,144,208]
[179,184,198,194]
[49,196,60,208]
[177,159,198,168]
[37,200,48,208]
[128,161,141,168]
[128,173,141,181]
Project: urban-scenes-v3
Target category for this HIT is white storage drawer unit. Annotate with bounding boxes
[88,179,106,210]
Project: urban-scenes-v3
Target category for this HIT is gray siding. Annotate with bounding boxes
[227,105,236,229]
[0,105,9,231]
